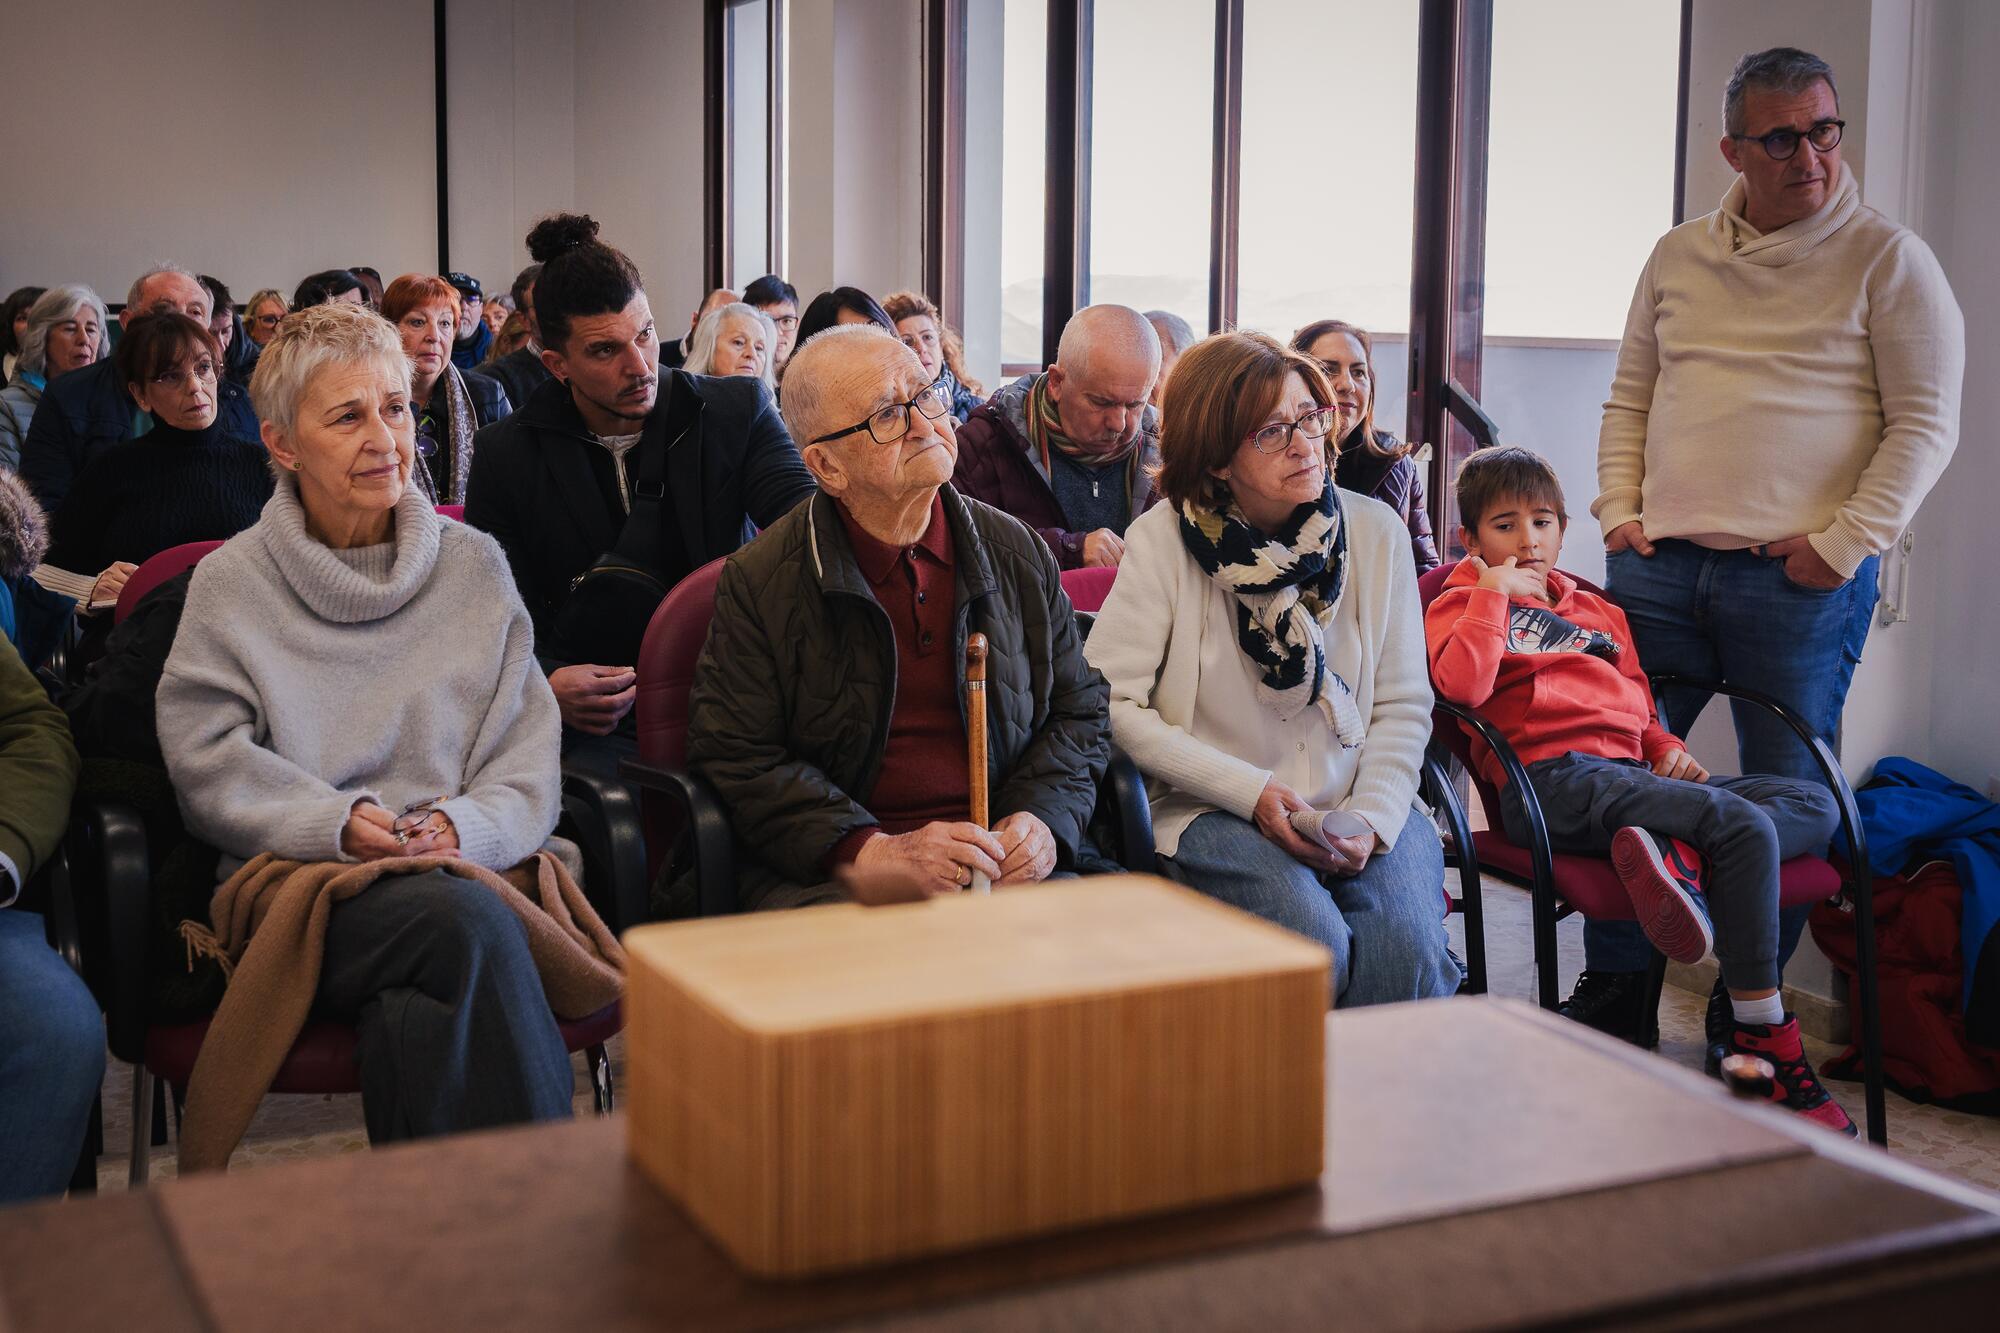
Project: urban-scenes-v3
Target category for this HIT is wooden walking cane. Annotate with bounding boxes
[965,633,991,893]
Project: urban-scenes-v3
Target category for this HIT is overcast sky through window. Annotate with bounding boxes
[998,0,1680,362]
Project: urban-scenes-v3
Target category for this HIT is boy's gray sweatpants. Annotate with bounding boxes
[1496,752,1841,992]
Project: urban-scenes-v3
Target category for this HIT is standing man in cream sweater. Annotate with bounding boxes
[1574,47,1966,1042]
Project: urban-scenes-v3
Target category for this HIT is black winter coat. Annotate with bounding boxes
[1336,433,1440,573]
[484,346,553,415]
[464,371,814,670]
[683,486,1111,913]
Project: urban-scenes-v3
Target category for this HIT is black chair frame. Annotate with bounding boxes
[1428,673,1887,1146]
[56,784,626,1187]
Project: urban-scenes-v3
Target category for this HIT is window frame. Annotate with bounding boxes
[706,0,788,293]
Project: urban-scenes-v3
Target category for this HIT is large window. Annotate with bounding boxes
[1085,0,1214,333]
[1236,2,1420,342]
[996,0,1049,369]
[1482,0,1679,339]
[718,0,786,291]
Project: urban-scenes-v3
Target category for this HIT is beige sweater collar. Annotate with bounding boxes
[1711,162,1860,267]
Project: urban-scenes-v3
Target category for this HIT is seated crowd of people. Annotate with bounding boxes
[0,45,1964,1208]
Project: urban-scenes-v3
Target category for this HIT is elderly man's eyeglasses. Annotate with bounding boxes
[1732,119,1844,160]
[1247,406,1338,454]
[811,374,953,445]
[152,359,218,390]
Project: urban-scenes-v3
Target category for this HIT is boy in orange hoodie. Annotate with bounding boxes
[1425,447,1851,1134]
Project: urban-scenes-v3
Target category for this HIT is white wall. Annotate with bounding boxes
[784,0,926,305]
[446,0,579,299]
[0,0,438,298]
[1906,0,2000,793]
[573,1,708,320]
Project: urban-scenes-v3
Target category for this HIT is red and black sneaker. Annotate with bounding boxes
[1728,1017,1858,1137]
[1609,827,1714,965]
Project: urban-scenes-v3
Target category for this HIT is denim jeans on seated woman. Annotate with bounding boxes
[0,910,106,1202]
[1585,540,1882,974]
[1158,809,1460,1007]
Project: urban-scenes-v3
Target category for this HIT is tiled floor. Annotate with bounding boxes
[83,877,2000,1196]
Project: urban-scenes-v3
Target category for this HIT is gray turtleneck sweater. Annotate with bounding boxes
[157,475,560,875]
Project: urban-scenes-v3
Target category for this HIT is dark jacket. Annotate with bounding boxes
[949,374,1160,570]
[19,357,259,512]
[450,320,493,370]
[222,311,258,386]
[1337,433,1439,573]
[47,421,273,573]
[683,486,1110,912]
[484,345,553,414]
[464,371,815,670]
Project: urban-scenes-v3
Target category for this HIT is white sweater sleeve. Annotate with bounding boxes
[1339,525,1434,850]
[1592,247,1663,534]
[1085,516,1271,821]
[1809,232,1966,577]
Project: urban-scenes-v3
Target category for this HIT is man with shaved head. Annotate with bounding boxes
[676,323,1111,913]
[952,303,1162,568]
[20,265,259,509]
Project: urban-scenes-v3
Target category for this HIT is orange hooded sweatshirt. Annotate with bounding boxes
[1424,562,1684,791]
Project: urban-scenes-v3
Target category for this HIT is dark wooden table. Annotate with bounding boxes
[5,998,1998,1331]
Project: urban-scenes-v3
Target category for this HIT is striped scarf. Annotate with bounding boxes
[1025,372,1145,471]
[1177,481,1364,745]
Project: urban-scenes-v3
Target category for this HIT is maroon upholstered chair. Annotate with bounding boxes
[1416,558,1886,1143]
[1059,565,1117,614]
[115,540,224,624]
[623,558,736,913]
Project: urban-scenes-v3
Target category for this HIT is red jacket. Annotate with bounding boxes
[1424,561,1684,790]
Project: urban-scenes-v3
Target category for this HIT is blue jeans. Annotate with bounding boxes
[1584,541,1880,974]
[1160,810,1459,1007]
[0,911,106,1203]
[315,870,574,1143]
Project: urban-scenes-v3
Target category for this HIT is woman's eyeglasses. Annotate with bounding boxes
[1246,406,1338,454]
[151,360,218,390]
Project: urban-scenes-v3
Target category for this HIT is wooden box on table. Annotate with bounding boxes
[623,874,1330,1276]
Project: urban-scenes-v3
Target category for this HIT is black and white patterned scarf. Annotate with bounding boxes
[1177,481,1364,746]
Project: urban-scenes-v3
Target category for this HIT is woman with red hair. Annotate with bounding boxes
[381,274,512,502]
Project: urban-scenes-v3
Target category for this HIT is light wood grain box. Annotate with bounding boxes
[623,875,1330,1277]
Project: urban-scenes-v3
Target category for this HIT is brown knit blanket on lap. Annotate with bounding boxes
[177,850,626,1173]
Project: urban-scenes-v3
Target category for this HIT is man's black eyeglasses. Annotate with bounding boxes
[1732,119,1844,161]
[811,373,953,445]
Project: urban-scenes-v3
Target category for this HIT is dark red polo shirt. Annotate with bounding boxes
[824,493,970,870]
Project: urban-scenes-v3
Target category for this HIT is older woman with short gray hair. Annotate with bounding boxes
[0,286,109,473]
[156,300,574,1143]
[683,300,778,392]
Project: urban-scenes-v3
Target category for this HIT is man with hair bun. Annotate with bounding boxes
[465,214,815,777]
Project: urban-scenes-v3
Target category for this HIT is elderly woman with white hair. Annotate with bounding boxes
[682,301,778,392]
[155,301,575,1143]
[0,285,110,474]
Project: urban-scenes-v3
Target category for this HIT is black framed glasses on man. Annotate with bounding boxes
[811,373,954,445]
[1731,119,1844,161]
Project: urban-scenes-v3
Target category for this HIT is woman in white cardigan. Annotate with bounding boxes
[1086,331,1456,1006]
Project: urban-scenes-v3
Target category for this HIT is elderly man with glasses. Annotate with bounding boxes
[1574,46,1966,1050]
[676,324,1111,914]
